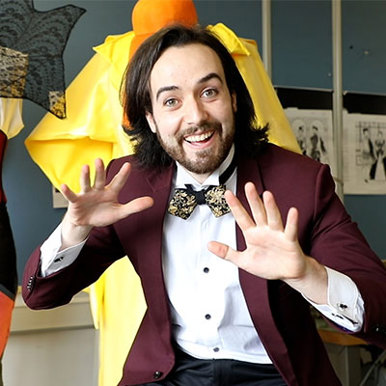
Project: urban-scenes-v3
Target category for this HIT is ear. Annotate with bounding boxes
[145,112,157,133]
[231,92,237,113]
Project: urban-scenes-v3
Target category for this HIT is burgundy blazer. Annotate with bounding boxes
[23,144,386,386]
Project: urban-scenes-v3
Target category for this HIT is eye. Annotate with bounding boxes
[202,88,218,98]
[164,98,179,108]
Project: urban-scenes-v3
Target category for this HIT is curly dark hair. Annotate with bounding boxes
[121,24,268,169]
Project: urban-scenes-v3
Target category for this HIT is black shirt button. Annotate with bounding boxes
[205,314,211,320]
[203,267,210,273]
[153,371,163,379]
[213,347,219,352]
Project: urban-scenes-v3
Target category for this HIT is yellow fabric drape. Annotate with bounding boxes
[0,98,24,139]
[89,260,146,386]
[208,24,299,152]
[25,23,299,386]
[25,31,136,193]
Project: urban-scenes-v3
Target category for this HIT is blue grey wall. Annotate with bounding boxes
[271,0,386,259]
[3,0,385,282]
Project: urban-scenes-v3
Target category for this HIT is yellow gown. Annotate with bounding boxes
[25,23,299,386]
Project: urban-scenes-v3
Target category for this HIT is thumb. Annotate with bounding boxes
[208,241,239,264]
[121,196,154,217]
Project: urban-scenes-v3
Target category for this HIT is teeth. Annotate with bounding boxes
[185,131,213,143]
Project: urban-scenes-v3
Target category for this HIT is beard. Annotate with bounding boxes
[155,119,235,175]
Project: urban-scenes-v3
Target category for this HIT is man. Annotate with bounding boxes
[24,2,299,382]
[23,25,386,386]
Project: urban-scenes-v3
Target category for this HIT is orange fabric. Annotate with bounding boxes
[0,291,14,357]
[129,0,198,60]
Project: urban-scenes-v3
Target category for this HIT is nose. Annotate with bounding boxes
[183,96,208,125]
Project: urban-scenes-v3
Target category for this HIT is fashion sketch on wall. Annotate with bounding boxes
[285,108,336,178]
[344,112,386,194]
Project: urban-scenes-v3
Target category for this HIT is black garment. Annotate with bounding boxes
[140,350,286,386]
[0,203,17,299]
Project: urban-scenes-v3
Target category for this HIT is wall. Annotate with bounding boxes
[271,0,386,258]
[2,0,385,383]
[3,291,98,386]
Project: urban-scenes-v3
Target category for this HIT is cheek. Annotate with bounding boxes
[217,105,236,127]
[156,114,182,137]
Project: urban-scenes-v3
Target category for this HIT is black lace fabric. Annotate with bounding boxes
[0,0,85,118]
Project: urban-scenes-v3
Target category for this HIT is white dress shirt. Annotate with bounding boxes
[39,147,364,364]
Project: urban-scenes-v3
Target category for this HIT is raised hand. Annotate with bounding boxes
[208,182,327,303]
[60,158,153,248]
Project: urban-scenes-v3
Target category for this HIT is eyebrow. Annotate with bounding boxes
[155,72,223,102]
[155,85,178,102]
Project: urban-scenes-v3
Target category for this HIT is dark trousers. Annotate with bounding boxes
[141,350,286,386]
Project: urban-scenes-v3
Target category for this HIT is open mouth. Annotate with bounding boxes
[184,131,214,145]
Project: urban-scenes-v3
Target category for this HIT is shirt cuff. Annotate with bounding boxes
[307,267,364,332]
[40,223,87,277]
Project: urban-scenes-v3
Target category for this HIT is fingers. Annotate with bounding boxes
[60,183,77,203]
[228,183,296,237]
[79,159,106,193]
[241,184,284,231]
[93,158,106,190]
[224,190,255,232]
[244,182,266,227]
[208,241,243,268]
[122,196,154,216]
[80,164,91,193]
[261,191,284,232]
[207,240,229,258]
[285,207,299,242]
[108,162,131,192]
[79,159,130,195]
[226,183,283,232]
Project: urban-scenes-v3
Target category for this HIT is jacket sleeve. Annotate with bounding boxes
[22,159,130,310]
[309,164,386,348]
[22,222,126,310]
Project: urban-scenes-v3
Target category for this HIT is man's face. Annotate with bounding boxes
[146,43,237,181]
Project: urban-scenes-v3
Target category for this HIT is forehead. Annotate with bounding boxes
[149,43,225,88]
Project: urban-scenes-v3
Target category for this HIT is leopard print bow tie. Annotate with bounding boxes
[168,184,230,220]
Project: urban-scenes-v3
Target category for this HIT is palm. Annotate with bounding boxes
[240,221,306,280]
[208,183,306,281]
[62,159,153,228]
[66,185,127,227]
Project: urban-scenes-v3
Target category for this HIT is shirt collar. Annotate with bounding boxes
[174,145,235,189]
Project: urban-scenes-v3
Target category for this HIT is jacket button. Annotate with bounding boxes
[27,276,34,291]
[375,325,386,335]
[153,371,163,379]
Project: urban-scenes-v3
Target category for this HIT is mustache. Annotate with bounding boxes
[181,120,222,137]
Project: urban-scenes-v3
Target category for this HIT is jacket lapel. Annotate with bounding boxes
[131,164,175,336]
[235,156,296,383]
[236,157,272,332]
